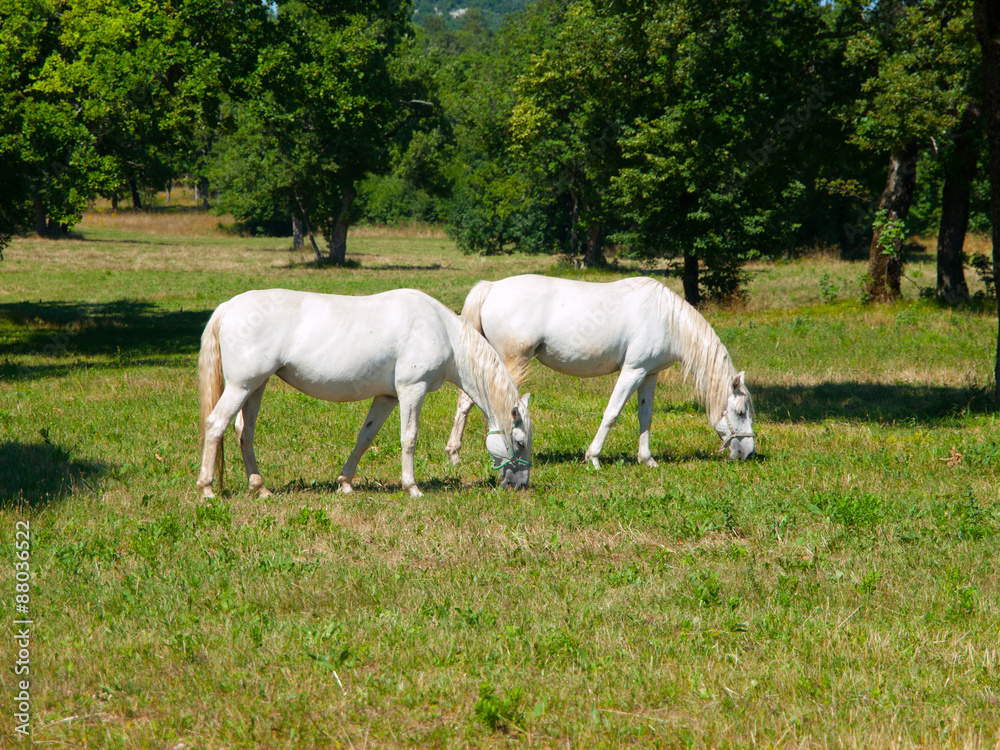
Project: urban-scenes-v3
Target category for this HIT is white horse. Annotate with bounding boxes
[197,288,532,499]
[446,275,754,468]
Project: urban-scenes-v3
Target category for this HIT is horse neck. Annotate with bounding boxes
[663,289,737,425]
[449,318,518,432]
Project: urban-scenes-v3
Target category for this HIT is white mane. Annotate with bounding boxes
[649,280,740,425]
[455,318,523,433]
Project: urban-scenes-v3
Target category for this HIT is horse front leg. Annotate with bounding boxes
[337,395,397,494]
[585,367,649,470]
[234,383,270,497]
[636,372,659,467]
[397,384,430,498]
[445,389,475,465]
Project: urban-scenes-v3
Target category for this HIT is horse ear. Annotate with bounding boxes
[520,393,530,409]
[731,372,745,392]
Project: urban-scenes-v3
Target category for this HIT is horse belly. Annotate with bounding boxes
[276,361,396,403]
[535,344,623,378]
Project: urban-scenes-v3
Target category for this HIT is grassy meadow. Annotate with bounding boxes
[1,202,999,748]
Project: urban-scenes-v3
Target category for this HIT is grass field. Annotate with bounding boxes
[1,207,999,748]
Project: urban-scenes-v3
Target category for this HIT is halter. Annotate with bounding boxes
[719,412,755,452]
[487,420,532,470]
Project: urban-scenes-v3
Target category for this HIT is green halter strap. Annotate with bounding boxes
[487,419,532,469]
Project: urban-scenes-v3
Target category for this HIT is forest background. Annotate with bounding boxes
[2,0,998,306]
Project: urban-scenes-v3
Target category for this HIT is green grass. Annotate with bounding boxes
[1,223,999,748]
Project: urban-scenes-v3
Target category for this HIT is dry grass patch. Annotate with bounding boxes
[80,207,236,237]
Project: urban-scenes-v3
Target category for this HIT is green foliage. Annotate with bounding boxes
[474,681,525,733]
[845,0,977,155]
[811,490,889,528]
[0,0,267,231]
[969,252,996,299]
[871,208,907,258]
[210,0,411,258]
[818,272,840,303]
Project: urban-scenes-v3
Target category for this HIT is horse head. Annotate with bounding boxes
[486,393,532,488]
[715,372,755,460]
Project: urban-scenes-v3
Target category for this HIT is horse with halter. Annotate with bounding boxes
[446,275,754,469]
[197,288,532,498]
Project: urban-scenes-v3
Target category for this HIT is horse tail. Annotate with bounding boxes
[461,280,493,334]
[198,303,228,487]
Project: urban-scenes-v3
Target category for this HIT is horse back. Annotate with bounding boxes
[480,275,668,377]
[216,289,456,400]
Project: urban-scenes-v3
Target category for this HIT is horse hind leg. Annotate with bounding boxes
[636,372,659,467]
[338,395,398,494]
[198,384,257,499]
[234,383,270,497]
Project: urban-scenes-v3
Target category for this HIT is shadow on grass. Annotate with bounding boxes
[533,447,731,467]
[283,258,447,272]
[754,381,995,424]
[266,475,498,496]
[0,440,110,510]
[0,299,210,380]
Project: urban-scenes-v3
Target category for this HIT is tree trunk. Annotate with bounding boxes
[865,145,918,303]
[568,190,581,259]
[682,252,701,307]
[937,105,979,303]
[292,190,323,262]
[111,194,119,212]
[34,193,47,236]
[198,177,210,209]
[292,214,305,249]
[327,187,355,265]
[129,178,142,210]
[974,0,1000,407]
[583,222,605,267]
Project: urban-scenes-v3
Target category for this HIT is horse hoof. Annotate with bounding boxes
[249,475,271,498]
[337,475,353,494]
[640,456,659,468]
[199,487,216,499]
[407,486,424,498]
[445,447,462,466]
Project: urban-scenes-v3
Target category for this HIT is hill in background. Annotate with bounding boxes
[412,0,528,30]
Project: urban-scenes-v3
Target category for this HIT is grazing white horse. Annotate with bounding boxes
[197,288,532,499]
[446,275,755,468]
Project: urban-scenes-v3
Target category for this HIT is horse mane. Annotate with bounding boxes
[650,280,739,425]
[456,318,525,432]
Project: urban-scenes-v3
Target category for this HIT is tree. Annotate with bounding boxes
[508,0,644,266]
[210,0,410,264]
[935,102,981,302]
[440,0,572,256]
[0,0,265,237]
[613,0,829,304]
[846,0,977,303]
[973,0,1000,405]
[0,0,94,236]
